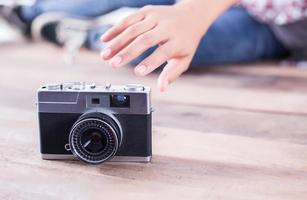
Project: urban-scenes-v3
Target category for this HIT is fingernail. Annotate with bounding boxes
[158,79,169,92]
[101,48,111,59]
[100,33,108,42]
[109,56,122,68]
[162,79,169,91]
[135,65,147,76]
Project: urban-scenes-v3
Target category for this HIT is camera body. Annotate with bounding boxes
[37,82,152,164]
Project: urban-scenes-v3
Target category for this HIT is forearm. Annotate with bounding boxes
[176,0,239,36]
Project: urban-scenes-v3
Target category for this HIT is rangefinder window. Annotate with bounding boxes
[110,94,130,108]
[91,98,100,105]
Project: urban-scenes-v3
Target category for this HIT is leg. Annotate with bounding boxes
[132,6,289,66]
[20,0,175,23]
[191,6,289,66]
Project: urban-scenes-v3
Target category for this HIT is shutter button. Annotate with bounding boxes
[125,84,144,91]
[47,84,62,90]
[105,83,111,89]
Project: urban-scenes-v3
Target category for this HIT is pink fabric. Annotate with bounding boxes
[240,0,307,24]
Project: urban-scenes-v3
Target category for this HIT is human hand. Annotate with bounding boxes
[100,3,208,92]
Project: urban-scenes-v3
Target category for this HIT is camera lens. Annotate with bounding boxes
[69,113,121,164]
[81,128,108,154]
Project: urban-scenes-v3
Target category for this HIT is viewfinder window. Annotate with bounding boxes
[91,98,100,105]
[110,95,130,108]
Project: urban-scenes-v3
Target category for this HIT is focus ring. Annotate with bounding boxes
[69,118,118,164]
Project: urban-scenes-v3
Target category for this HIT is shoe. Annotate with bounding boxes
[0,0,35,37]
[31,12,99,64]
[0,0,35,6]
[0,5,30,37]
[31,12,73,44]
[30,7,138,64]
[31,7,138,46]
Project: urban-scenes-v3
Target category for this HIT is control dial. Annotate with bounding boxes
[124,84,144,91]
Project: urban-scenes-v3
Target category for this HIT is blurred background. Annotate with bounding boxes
[1,0,307,67]
[1,2,307,199]
[0,0,141,65]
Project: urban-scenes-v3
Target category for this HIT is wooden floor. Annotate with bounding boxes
[1,42,307,200]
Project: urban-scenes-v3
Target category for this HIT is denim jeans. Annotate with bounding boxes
[21,0,288,66]
[21,0,175,22]
[129,6,289,65]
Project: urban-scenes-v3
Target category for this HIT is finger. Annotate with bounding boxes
[134,43,173,76]
[100,18,157,60]
[157,57,192,92]
[108,27,167,68]
[100,11,145,42]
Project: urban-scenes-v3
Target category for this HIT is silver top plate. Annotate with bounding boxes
[37,82,151,115]
[39,82,150,93]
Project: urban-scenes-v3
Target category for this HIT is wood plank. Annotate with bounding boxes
[154,102,307,145]
[200,63,307,79]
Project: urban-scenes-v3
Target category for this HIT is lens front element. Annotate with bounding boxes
[69,118,119,164]
[81,128,108,154]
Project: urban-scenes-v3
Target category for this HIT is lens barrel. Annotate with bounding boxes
[69,113,121,164]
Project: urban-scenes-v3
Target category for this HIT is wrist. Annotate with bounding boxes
[175,0,238,36]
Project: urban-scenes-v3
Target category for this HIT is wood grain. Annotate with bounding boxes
[1,42,307,200]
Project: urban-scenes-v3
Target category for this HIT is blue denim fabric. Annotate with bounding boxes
[21,0,175,22]
[131,7,288,66]
[191,7,288,65]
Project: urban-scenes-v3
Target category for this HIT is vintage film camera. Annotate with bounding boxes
[37,82,152,164]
